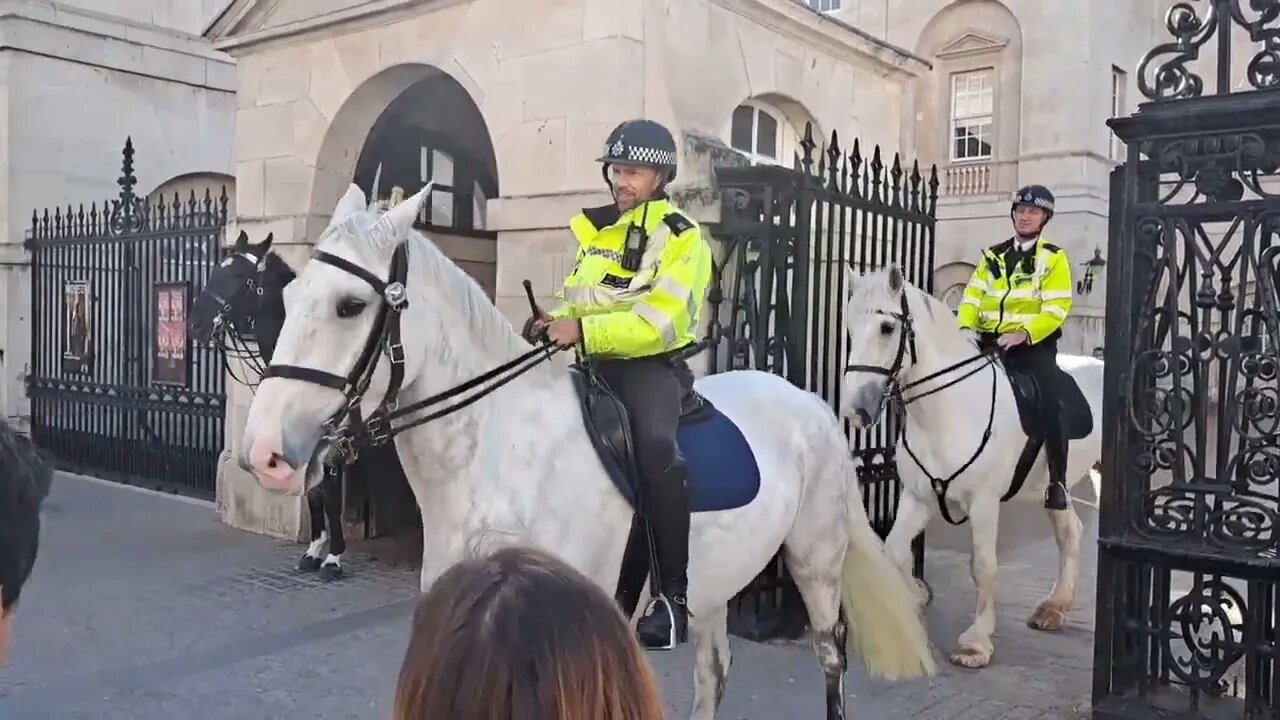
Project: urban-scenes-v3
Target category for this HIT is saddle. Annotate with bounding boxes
[998,358,1094,503]
[566,359,761,617]
[1004,363,1093,442]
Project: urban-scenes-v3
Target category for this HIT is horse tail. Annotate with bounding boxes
[838,459,938,681]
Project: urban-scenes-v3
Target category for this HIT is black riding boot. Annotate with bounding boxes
[1044,424,1070,510]
[635,459,691,650]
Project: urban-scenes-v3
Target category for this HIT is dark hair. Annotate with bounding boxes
[0,420,52,614]
[394,546,666,720]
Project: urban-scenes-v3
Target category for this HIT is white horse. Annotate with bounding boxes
[238,184,937,719]
[839,265,1103,670]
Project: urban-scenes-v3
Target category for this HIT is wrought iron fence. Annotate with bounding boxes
[25,138,230,498]
[1097,2,1280,716]
[709,123,939,639]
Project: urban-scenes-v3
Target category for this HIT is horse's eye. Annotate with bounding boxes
[336,297,366,319]
[879,321,895,335]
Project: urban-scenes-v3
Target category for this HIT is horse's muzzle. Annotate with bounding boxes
[842,381,889,428]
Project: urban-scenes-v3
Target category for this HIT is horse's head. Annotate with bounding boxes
[189,230,275,344]
[840,264,918,428]
[239,182,432,494]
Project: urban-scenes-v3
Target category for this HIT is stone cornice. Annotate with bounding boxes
[710,0,931,79]
[0,0,234,91]
[208,0,931,80]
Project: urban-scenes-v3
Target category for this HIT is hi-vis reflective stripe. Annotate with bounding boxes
[1042,305,1067,319]
[981,311,1037,324]
[655,275,698,322]
[585,247,623,263]
[559,223,676,308]
[1041,290,1073,300]
[635,302,677,346]
[960,296,981,308]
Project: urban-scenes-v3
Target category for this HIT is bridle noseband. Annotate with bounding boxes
[263,245,412,457]
[844,291,1000,526]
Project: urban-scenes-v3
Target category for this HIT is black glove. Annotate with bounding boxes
[522,314,549,345]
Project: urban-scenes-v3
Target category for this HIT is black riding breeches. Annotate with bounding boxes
[1002,339,1069,485]
[594,355,695,594]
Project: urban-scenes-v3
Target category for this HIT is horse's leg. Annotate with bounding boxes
[318,471,346,582]
[783,541,848,720]
[1027,503,1083,631]
[689,606,731,720]
[296,490,327,573]
[883,490,933,607]
[951,496,1000,669]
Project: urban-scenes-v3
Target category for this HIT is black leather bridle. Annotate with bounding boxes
[261,242,564,466]
[844,291,1000,525]
[205,254,269,387]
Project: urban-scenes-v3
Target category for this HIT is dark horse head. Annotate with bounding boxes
[189,229,296,375]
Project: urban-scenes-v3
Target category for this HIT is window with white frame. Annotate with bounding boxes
[730,102,796,166]
[804,0,842,11]
[950,69,994,162]
[1110,65,1127,161]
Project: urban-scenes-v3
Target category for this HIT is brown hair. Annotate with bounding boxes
[394,546,666,720]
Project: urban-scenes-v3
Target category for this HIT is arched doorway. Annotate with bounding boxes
[351,70,500,297]
[330,67,500,566]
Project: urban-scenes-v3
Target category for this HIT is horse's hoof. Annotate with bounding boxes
[1027,601,1068,632]
[318,562,344,582]
[948,644,992,669]
[296,554,321,573]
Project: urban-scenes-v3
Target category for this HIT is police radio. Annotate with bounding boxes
[621,224,648,272]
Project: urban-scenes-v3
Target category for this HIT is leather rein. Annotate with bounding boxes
[261,243,565,467]
[843,291,1000,525]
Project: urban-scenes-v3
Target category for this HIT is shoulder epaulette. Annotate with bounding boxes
[1041,242,1062,253]
[662,211,696,236]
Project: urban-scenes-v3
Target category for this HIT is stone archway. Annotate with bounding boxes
[304,63,502,557]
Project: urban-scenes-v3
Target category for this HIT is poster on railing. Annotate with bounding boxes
[61,280,92,375]
[153,282,189,387]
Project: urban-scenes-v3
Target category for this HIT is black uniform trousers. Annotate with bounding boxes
[593,354,695,598]
[981,332,1069,487]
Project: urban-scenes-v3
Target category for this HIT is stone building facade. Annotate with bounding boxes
[204,0,933,537]
[0,0,236,428]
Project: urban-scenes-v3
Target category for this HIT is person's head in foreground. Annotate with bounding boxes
[0,419,53,667]
[394,545,666,720]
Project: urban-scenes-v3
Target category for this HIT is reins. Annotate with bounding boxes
[844,290,1001,526]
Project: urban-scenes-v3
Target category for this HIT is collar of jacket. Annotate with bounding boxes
[580,192,673,231]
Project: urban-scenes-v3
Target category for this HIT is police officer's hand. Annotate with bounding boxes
[521,311,552,344]
[997,329,1030,349]
[546,318,583,348]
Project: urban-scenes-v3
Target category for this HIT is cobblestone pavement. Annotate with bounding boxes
[0,473,1098,719]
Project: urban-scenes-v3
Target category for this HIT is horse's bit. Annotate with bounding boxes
[844,291,999,525]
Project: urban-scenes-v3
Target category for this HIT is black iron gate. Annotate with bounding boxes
[709,124,937,640]
[25,138,230,499]
[1096,4,1279,717]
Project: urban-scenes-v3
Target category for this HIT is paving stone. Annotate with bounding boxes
[0,473,1098,718]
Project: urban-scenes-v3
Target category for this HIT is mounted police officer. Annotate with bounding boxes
[956,185,1075,511]
[526,118,712,649]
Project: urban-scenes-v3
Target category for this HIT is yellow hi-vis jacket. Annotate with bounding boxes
[548,197,712,359]
[957,236,1074,344]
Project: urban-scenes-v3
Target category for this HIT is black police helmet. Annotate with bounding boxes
[596,119,678,184]
[1011,184,1055,220]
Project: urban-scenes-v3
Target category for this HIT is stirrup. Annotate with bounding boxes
[639,595,686,651]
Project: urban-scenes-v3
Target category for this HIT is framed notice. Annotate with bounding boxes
[62,280,93,375]
[153,282,190,387]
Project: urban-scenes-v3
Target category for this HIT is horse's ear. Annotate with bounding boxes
[233,229,248,252]
[887,264,904,294]
[330,183,368,227]
[253,232,274,254]
[370,182,433,248]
